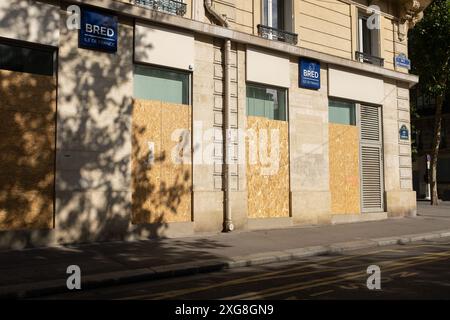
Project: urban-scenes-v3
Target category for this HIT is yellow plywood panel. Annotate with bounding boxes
[131,99,162,224]
[161,102,192,223]
[329,123,361,215]
[0,70,56,112]
[247,116,289,219]
[0,70,56,230]
[131,99,192,224]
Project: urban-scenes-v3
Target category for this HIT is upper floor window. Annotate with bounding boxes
[356,11,383,67]
[134,0,187,17]
[258,0,297,45]
[263,0,286,31]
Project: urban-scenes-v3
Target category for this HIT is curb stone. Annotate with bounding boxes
[1,230,450,299]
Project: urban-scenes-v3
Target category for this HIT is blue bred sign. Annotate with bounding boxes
[299,59,320,90]
[395,53,411,70]
[79,9,118,53]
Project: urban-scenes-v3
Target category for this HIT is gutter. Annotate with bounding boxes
[204,0,229,28]
[201,1,233,231]
[198,1,232,230]
[223,38,233,232]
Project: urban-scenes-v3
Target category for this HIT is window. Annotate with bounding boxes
[357,11,381,63]
[134,0,187,16]
[262,0,293,31]
[133,65,190,105]
[0,42,54,76]
[246,84,287,121]
[329,99,356,125]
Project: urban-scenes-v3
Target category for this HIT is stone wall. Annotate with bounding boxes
[289,60,332,225]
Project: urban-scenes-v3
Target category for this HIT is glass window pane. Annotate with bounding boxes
[275,89,286,120]
[361,17,372,55]
[263,0,269,26]
[0,42,53,76]
[246,85,287,121]
[275,0,285,30]
[329,100,356,125]
[134,65,189,105]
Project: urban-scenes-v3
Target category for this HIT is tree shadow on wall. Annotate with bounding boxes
[0,2,194,248]
[0,65,56,232]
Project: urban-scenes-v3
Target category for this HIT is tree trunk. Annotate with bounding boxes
[430,94,444,205]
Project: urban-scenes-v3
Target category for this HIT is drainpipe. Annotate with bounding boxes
[204,0,229,27]
[223,38,233,232]
[203,1,231,231]
[203,0,232,232]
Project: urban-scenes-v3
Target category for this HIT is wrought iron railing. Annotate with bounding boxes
[355,51,384,67]
[134,0,187,16]
[257,24,298,46]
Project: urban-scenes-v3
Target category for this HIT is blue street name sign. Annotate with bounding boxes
[395,54,411,70]
[79,9,118,53]
[299,59,320,90]
[400,124,409,140]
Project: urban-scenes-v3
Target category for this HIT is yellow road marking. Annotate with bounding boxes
[119,248,400,300]
[118,244,450,300]
[225,251,450,300]
[309,289,334,297]
[391,271,419,278]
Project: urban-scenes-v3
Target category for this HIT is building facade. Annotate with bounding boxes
[0,0,430,249]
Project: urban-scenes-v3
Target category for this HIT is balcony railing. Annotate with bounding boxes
[355,51,384,67]
[134,0,187,16]
[257,24,298,46]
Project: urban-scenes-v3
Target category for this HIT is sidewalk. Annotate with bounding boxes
[1,204,450,298]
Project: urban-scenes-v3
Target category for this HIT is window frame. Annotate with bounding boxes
[133,63,192,106]
[328,98,357,126]
[357,10,381,58]
[246,82,288,121]
[0,37,56,76]
[261,0,293,32]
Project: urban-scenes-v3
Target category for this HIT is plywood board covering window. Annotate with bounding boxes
[246,116,290,219]
[132,65,192,224]
[0,57,56,230]
[329,124,361,215]
[329,100,361,215]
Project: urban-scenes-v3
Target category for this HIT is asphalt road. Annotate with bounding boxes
[38,237,450,300]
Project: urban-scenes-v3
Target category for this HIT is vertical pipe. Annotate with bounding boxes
[204,0,229,27]
[223,38,233,232]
